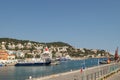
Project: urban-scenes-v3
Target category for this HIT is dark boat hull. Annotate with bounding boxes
[15,61,51,66]
[99,60,108,64]
[0,64,3,67]
[99,61,108,64]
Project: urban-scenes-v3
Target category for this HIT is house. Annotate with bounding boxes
[0,50,16,60]
[0,50,9,60]
[57,46,68,52]
[8,54,15,60]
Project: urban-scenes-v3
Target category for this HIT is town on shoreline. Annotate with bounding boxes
[0,38,112,66]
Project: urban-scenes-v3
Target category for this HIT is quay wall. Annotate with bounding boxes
[26,62,120,80]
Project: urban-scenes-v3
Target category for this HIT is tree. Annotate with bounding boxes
[25,53,33,58]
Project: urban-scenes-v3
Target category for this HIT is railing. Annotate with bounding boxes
[27,62,120,80]
[74,62,120,80]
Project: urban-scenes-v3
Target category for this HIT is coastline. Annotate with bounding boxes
[71,57,106,60]
[26,63,104,80]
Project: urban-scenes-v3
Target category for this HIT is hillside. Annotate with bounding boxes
[0,38,71,47]
[0,38,111,58]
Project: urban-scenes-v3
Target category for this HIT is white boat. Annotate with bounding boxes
[56,55,71,61]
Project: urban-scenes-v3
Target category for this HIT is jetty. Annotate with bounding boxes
[26,62,120,80]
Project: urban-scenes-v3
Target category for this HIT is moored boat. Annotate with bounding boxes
[56,55,71,61]
[0,63,3,67]
[15,59,51,66]
[15,47,52,66]
[99,60,108,64]
[99,58,110,64]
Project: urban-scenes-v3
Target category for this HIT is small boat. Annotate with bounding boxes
[99,60,108,64]
[0,63,3,67]
[56,55,71,61]
[60,57,71,61]
[51,61,60,65]
[99,59,110,64]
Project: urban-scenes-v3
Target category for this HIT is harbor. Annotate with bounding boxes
[0,0,120,80]
[0,58,107,80]
[0,40,119,80]
[26,62,120,80]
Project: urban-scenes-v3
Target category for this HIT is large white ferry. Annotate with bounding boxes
[15,47,52,66]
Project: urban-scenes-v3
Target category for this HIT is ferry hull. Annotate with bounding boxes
[15,61,51,66]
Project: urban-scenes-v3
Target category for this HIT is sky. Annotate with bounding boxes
[0,0,120,54]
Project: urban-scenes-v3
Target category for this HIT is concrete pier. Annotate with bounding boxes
[26,62,120,80]
[106,70,120,80]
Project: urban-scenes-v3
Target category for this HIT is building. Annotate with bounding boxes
[57,46,68,52]
[0,50,9,60]
[0,50,16,60]
[8,54,15,60]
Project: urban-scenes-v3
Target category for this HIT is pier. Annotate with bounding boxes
[26,62,120,80]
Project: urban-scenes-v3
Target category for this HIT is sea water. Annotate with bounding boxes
[0,58,106,80]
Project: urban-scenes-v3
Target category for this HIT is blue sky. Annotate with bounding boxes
[0,0,120,54]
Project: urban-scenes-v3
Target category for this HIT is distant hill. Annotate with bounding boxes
[0,38,38,44]
[0,38,72,47]
[46,42,72,47]
[0,38,112,58]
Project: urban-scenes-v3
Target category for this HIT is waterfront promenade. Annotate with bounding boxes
[26,62,120,80]
[106,71,120,80]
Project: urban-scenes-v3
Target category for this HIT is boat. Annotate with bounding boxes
[56,55,71,61]
[15,47,52,66]
[0,63,3,67]
[15,59,51,66]
[99,58,111,64]
[51,61,60,65]
[99,60,109,64]
[60,57,71,61]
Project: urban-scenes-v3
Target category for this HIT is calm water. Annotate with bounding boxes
[0,58,106,80]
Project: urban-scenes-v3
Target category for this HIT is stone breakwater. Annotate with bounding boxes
[26,62,120,80]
